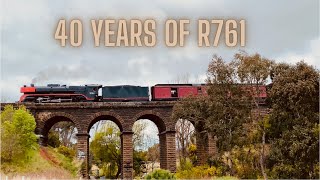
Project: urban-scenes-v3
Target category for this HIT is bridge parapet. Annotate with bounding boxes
[1,101,176,110]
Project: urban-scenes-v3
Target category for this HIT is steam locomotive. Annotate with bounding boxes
[19,83,267,103]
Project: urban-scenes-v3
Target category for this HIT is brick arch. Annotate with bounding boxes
[87,111,124,132]
[38,112,80,137]
[132,110,167,133]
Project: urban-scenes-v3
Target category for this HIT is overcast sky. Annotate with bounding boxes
[1,0,319,102]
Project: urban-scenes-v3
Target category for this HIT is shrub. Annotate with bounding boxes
[176,165,223,179]
[47,131,61,148]
[57,146,75,159]
[178,158,193,171]
[145,169,175,179]
[1,105,38,165]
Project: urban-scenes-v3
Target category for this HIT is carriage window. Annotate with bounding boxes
[171,88,178,97]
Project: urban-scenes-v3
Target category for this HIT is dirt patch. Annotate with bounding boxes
[39,147,59,166]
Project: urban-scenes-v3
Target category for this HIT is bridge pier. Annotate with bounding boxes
[121,131,134,179]
[159,131,176,172]
[76,133,90,179]
[196,131,217,166]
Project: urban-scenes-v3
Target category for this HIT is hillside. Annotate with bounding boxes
[1,147,80,179]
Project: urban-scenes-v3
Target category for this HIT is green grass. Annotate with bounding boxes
[1,147,79,179]
[46,147,79,176]
[1,149,52,176]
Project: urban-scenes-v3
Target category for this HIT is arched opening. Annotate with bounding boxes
[88,115,123,133]
[88,117,122,179]
[175,119,196,169]
[132,119,160,177]
[40,115,79,179]
[132,114,166,178]
[43,116,78,148]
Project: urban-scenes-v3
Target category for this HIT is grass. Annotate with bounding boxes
[1,149,52,175]
[45,147,79,176]
[1,147,79,179]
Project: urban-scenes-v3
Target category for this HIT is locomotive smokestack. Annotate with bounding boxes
[31,84,34,87]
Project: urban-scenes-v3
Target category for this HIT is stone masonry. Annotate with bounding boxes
[1,102,218,179]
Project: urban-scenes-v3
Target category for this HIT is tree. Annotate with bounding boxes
[147,143,160,171]
[90,122,121,178]
[1,105,38,164]
[90,120,148,178]
[173,55,253,175]
[170,73,200,167]
[267,61,319,179]
[133,150,147,176]
[50,121,77,147]
[233,51,273,179]
[133,121,147,149]
[206,55,252,153]
[175,119,195,167]
[47,131,61,148]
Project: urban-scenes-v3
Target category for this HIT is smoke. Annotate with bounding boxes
[31,63,90,84]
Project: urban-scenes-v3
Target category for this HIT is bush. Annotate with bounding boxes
[178,158,193,171]
[1,105,38,165]
[145,169,175,179]
[176,165,223,179]
[133,150,147,176]
[57,146,75,159]
[47,131,61,148]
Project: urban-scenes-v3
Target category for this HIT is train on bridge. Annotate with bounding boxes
[19,83,267,103]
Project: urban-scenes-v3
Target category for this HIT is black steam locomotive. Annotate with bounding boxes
[20,84,151,103]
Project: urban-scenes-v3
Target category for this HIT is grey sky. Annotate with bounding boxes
[1,0,319,102]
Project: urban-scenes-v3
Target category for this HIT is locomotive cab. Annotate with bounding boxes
[84,84,102,101]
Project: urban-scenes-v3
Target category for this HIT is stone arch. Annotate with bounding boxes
[131,110,176,172]
[38,112,80,137]
[131,110,166,133]
[87,111,124,132]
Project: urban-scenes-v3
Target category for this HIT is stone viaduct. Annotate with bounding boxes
[1,102,217,179]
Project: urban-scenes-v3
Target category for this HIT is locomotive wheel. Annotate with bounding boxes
[72,96,86,102]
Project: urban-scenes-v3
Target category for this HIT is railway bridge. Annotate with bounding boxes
[1,102,217,179]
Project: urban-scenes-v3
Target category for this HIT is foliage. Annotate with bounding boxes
[47,131,61,148]
[147,143,160,172]
[225,146,261,179]
[90,120,149,178]
[133,150,147,176]
[175,119,195,164]
[51,121,77,147]
[178,158,193,172]
[176,165,223,179]
[213,176,238,180]
[267,62,319,179]
[206,55,253,152]
[234,51,272,86]
[47,147,78,176]
[1,147,78,178]
[187,144,197,165]
[172,52,319,179]
[133,121,147,148]
[145,169,175,179]
[1,105,38,164]
[57,145,76,159]
[90,122,121,179]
